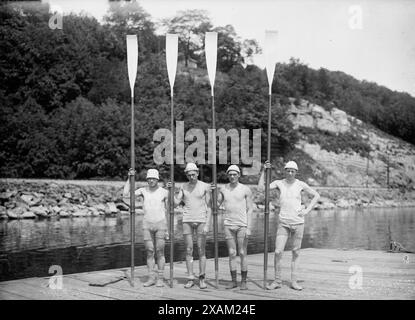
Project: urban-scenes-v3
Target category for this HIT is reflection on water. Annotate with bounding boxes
[0,207,414,281]
[304,207,415,252]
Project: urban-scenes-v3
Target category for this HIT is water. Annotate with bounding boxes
[0,207,414,281]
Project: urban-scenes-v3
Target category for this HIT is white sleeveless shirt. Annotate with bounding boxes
[221,183,251,227]
[270,179,310,225]
[181,181,209,223]
[138,187,168,224]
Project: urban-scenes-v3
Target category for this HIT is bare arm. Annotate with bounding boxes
[164,192,170,239]
[301,184,320,215]
[164,191,170,224]
[173,185,183,207]
[165,182,183,207]
[122,177,130,201]
[204,185,212,233]
[246,187,254,235]
[257,167,266,192]
[257,161,277,192]
[217,186,224,206]
[122,175,142,203]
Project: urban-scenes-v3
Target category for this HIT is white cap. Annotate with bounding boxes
[146,169,159,180]
[184,162,199,173]
[284,161,298,171]
[226,165,240,174]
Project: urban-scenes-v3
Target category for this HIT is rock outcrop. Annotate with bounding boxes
[0,180,187,220]
[287,98,415,188]
[0,180,129,219]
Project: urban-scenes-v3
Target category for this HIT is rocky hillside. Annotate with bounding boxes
[286,98,415,189]
[0,180,128,220]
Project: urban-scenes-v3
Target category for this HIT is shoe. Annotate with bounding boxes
[240,281,248,290]
[240,271,248,290]
[143,277,156,287]
[226,281,237,289]
[266,280,282,290]
[156,278,164,287]
[199,278,207,289]
[184,280,194,289]
[291,281,303,291]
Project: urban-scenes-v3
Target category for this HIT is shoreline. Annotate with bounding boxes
[1,178,415,220]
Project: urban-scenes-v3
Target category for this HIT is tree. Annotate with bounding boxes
[241,39,262,67]
[103,1,158,62]
[163,10,213,67]
[0,4,107,112]
[87,57,129,104]
[212,25,242,72]
[316,68,334,102]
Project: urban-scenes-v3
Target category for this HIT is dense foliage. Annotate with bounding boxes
[1,3,414,181]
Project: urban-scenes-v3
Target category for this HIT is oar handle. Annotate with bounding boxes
[130,93,136,286]
[263,93,272,289]
[169,93,175,288]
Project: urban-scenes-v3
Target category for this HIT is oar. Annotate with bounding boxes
[205,31,219,289]
[126,34,138,286]
[263,30,278,290]
[166,33,178,288]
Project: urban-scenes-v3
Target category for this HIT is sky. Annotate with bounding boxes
[44,0,415,97]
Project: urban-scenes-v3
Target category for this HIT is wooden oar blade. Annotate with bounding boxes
[126,35,138,94]
[205,32,218,94]
[166,33,178,94]
[265,30,278,94]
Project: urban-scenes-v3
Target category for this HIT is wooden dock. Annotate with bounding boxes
[0,248,414,300]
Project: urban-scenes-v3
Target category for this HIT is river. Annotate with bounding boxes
[0,207,414,281]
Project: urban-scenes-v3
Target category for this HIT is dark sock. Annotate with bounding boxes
[241,270,247,282]
[226,270,238,289]
[230,270,237,282]
[199,274,205,281]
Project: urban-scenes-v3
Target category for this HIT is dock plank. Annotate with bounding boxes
[1,249,414,300]
[0,289,30,300]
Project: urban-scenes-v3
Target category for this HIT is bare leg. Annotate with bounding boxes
[143,239,156,286]
[274,233,289,283]
[197,233,207,289]
[184,234,194,280]
[237,234,248,272]
[291,224,304,290]
[144,240,155,274]
[197,233,207,276]
[237,232,249,290]
[226,238,237,272]
[291,249,302,290]
[156,237,166,271]
[226,237,238,289]
[267,229,289,290]
[155,237,165,286]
